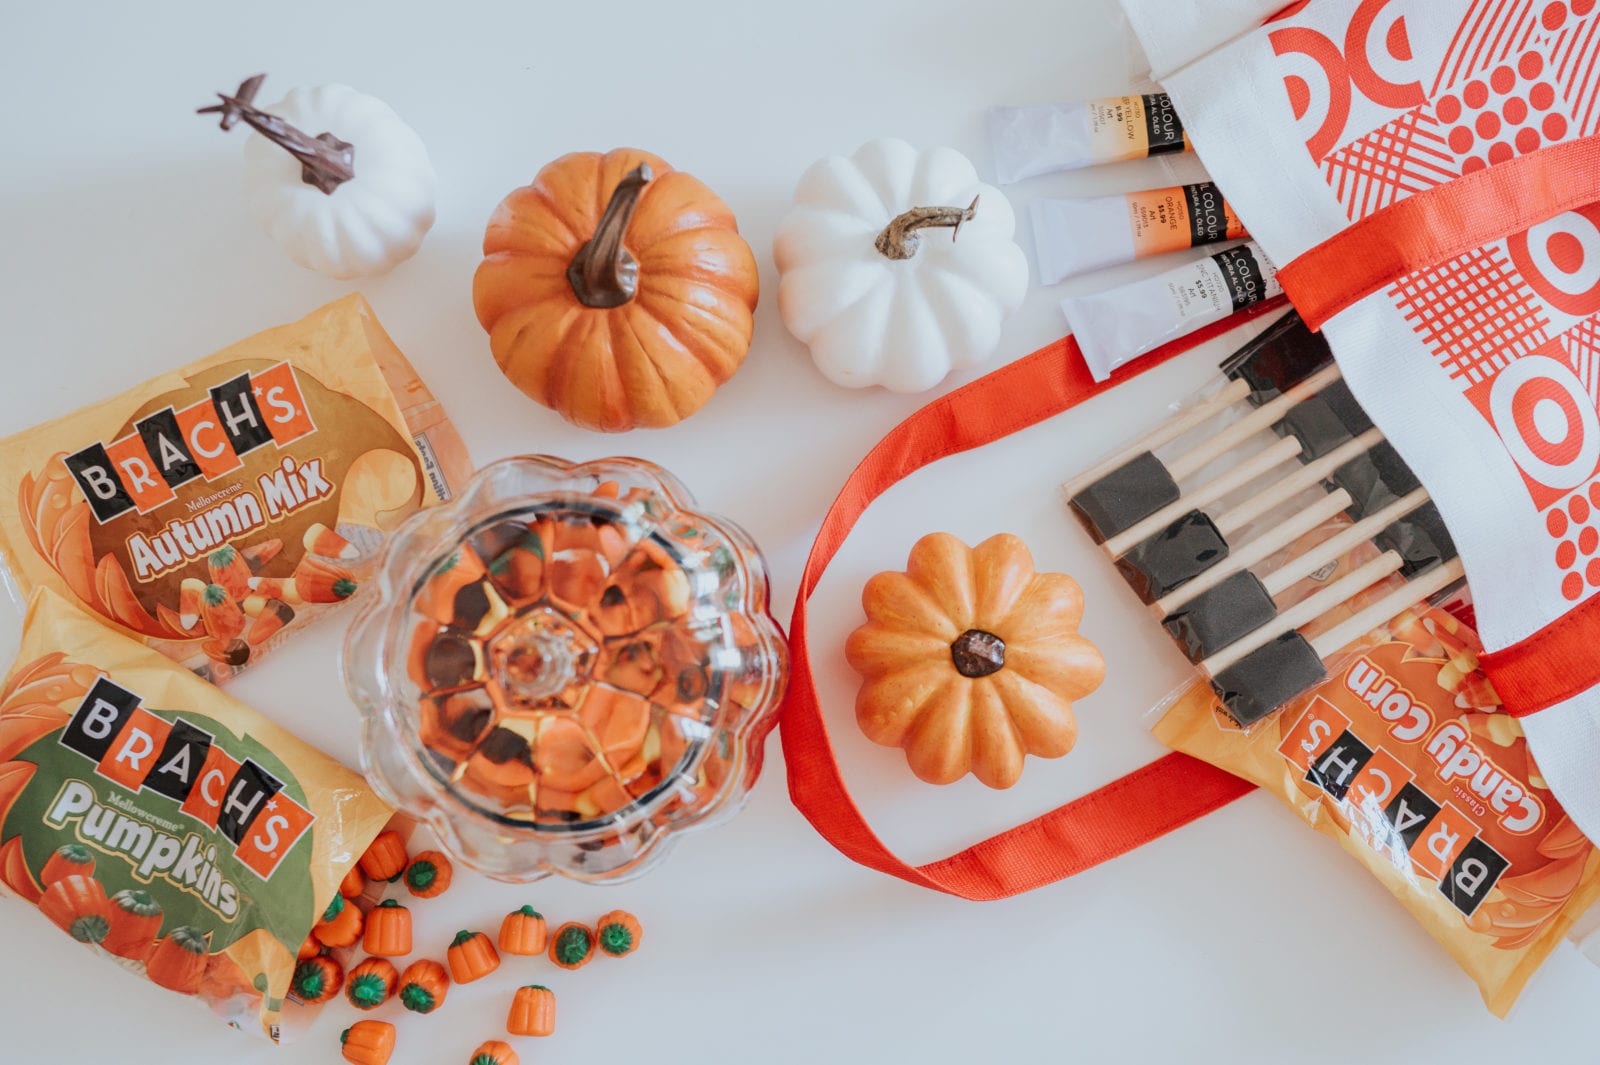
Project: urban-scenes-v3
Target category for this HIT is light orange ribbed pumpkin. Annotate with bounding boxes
[846,532,1104,789]
[473,148,758,433]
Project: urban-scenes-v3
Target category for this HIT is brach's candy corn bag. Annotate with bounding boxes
[0,589,392,1039]
[0,294,470,681]
[1155,601,1600,1016]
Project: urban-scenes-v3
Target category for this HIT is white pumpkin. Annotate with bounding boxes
[775,139,1028,393]
[204,75,435,280]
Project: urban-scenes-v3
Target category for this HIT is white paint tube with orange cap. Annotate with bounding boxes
[1032,181,1248,283]
[1064,240,1281,382]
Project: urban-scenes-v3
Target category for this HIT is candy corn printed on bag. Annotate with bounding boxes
[0,589,392,1039]
[1155,602,1600,1016]
[0,294,470,681]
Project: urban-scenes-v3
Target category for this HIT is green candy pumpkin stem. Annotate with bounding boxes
[874,195,980,261]
[568,163,652,309]
[198,73,356,195]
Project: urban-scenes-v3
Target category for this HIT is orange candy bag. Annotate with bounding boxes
[1155,601,1600,1016]
[0,588,392,1039]
[0,295,470,681]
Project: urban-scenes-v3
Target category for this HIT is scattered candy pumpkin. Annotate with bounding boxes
[497,905,546,956]
[359,829,408,881]
[845,532,1105,789]
[297,931,322,961]
[201,73,436,280]
[447,928,500,983]
[473,148,760,432]
[292,953,345,1004]
[346,956,400,1010]
[547,921,594,970]
[102,888,163,960]
[39,842,94,887]
[775,139,1028,393]
[506,984,556,1037]
[147,926,211,993]
[341,1020,397,1065]
[339,865,366,899]
[595,909,642,958]
[363,899,413,957]
[399,958,450,1014]
[469,1040,519,1065]
[314,891,365,948]
[404,850,453,898]
[38,873,111,944]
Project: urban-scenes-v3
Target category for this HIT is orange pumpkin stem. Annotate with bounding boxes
[198,73,356,195]
[567,163,652,308]
[873,195,979,261]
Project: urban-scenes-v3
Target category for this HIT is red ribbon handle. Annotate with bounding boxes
[776,307,1287,900]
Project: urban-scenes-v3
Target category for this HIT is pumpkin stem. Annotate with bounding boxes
[950,629,1005,678]
[567,163,652,308]
[874,196,979,261]
[198,74,356,195]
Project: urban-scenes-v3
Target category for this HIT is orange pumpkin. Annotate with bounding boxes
[398,958,450,1014]
[292,954,344,1004]
[39,842,94,887]
[313,892,364,948]
[296,931,322,961]
[339,865,366,899]
[497,905,546,956]
[39,873,111,944]
[359,829,408,881]
[363,899,413,957]
[506,983,556,1037]
[346,956,400,1010]
[147,926,211,993]
[469,1040,519,1065]
[403,850,453,898]
[446,928,500,983]
[341,1020,396,1065]
[473,148,760,432]
[845,533,1105,789]
[103,888,163,960]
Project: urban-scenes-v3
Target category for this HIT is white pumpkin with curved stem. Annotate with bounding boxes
[775,139,1028,393]
[203,75,436,280]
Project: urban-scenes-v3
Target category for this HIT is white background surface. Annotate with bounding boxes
[3,0,1600,1061]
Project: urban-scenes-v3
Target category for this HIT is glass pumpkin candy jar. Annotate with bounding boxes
[342,455,788,882]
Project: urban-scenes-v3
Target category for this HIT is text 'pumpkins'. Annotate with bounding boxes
[473,149,759,432]
[846,533,1105,789]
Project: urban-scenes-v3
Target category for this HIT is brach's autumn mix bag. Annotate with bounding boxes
[0,293,470,681]
[0,588,392,1039]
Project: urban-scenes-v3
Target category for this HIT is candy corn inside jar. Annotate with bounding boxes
[343,455,788,882]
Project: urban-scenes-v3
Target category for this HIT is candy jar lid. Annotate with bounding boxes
[343,456,788,882]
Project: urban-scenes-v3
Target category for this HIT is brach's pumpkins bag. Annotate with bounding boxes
[0,588,393,1039]
[0,293,471,681]
[1154,599,1600,1016]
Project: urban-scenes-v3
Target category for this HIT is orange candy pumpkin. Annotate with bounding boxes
[38,873,111,944]
[497,905,546,956]
[347,956,400,1010]
[447,928,500,983]
[103,888,163,960]
[341,1020,396,1065]
[399,958,450,1014]
[313,892,365,948]
[39,842,94,887]
[473,148,760,432]
[147,926,211,994]
[363,899,413,957]
[359,829,408,881]
[292,954,344,1004]
[845,533,1105,789]
[506,983,556,1037]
